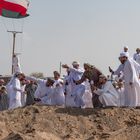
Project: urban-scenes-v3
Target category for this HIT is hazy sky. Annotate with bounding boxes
[0,0,140,76]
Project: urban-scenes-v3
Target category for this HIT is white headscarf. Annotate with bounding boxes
[119,52,129,58]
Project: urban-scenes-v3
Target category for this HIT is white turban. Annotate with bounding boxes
[72,61,80,66]
[124,46,129,49]
[119,52,129,58]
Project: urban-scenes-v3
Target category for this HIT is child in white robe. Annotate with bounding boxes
[63,73,76,107]
[82,79,93,108]
[52,71,65,106]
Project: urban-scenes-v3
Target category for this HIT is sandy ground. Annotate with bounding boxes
[0,105,140,140]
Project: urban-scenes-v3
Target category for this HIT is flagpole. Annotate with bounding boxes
[59,61,62,77]
[7,31,22,74]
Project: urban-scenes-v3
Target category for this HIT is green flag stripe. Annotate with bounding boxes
[2,9,29,19]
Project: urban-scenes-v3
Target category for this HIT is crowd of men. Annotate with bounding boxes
[0,46,140,110]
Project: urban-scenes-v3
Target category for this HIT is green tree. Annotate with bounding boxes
[30,72,44,78]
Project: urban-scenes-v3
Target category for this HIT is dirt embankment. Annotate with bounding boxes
[0,105,140,140]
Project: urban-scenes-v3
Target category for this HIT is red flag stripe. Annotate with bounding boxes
[0,1,27,16]
[0,0,4,15]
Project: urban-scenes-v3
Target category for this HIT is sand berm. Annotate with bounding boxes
[0,105,140,140]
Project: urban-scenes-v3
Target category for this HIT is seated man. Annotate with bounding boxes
[25,80,37,106]
[0,80,8,110]
[40,78,55,105]
[93,75,119,107]
[26,76,54,105]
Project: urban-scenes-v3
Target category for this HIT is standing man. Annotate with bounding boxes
[62,61,86,108]
[115,52,140,107]
[109,46,130,77]
[124,46,129,55]
[8,73,25,109]
[124,46,129,52]
[123,46,130,59]
[12,53,22,74]
[133,48,140,65]
[109,57,124,78]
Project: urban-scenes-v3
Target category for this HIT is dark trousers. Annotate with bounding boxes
[92,93,102,108]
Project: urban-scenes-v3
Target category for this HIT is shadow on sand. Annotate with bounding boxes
[55,106,117,117]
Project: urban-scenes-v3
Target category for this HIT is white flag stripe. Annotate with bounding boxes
[4,0,28,8]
